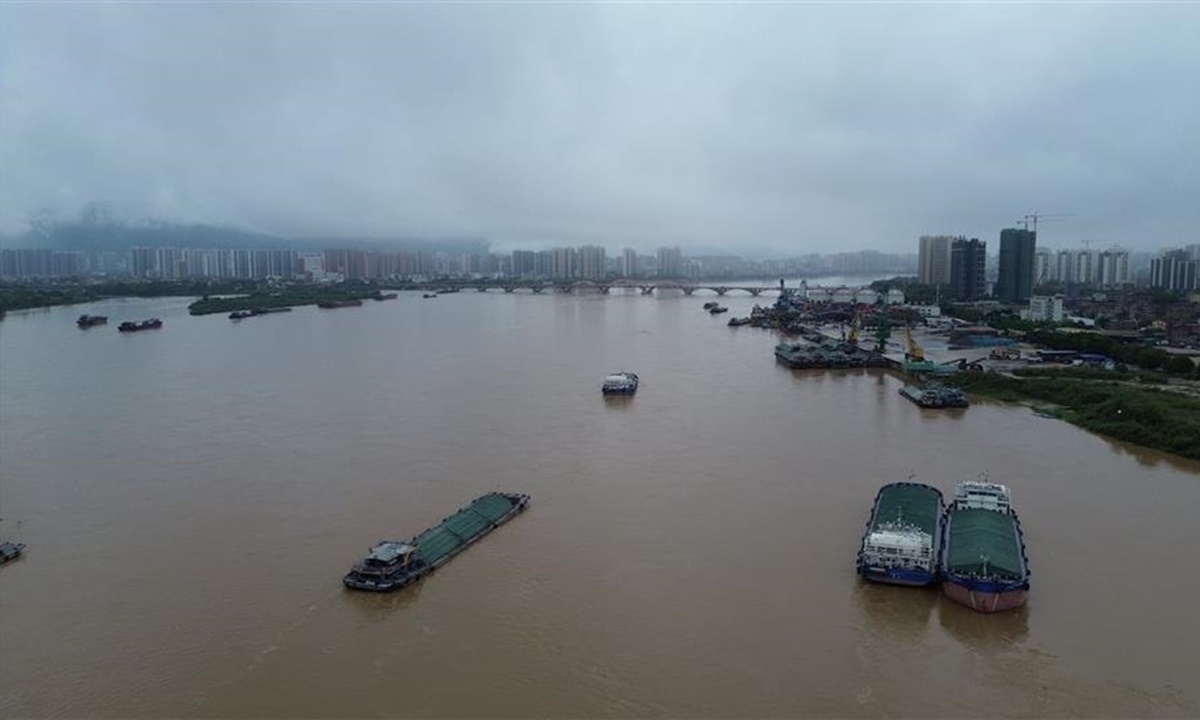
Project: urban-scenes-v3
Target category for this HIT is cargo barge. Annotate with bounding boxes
[343,492,530,592]
[76,314,108,328]
[899,383,969,409]
[857,482,944,586]
[118,318,163,332]
[940,480,1030,613]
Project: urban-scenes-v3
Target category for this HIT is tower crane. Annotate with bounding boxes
[1017,211,1073,234]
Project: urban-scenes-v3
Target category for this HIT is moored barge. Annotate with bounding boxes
[76,314,108,328]
[601,371,639,395]
[940,480,1030,613]
[118,318,163,332]
[899,383,969,409]
[857,482,944,586]
[343,492,530,592]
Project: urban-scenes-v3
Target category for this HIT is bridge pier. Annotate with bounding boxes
[750,289,763,297]
[683,287,695,296]
[503,286,514,293]
[640,286,654,295]
[532,286,544,294]
[600,286,610,294]
[716,287,728,296]
[476,286,488,292]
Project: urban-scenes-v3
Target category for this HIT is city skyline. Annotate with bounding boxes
[2,4,1199,254]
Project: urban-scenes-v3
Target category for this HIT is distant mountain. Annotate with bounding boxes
[1,217,490,255]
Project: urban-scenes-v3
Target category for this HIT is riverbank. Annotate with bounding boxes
[946,370,1200,460]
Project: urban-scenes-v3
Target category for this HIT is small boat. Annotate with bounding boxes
[728,317,751,327]
[601,371,639,395]
[343,492,530,592]
[118,318,163,332]
[940,480,1030,613]
[374,292,399,301]
[76,314,108,328]
[709,306,729,315]
[0,541,26,565]
[229,310,255,320]
[702,301,719,310]
[423,293,438,299]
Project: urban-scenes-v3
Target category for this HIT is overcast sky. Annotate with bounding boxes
[1,3,1197,256]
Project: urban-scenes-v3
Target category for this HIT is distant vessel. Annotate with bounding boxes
[899,383,969,408]
[76,314,108,328]
[940,480,1030,613]
[317,299,363,309]
[343,492,530,592]
[423,293,438,299]
[601,371,639,395]
[374,293,399,301]
[0,541,25,565]
[702,301,719,310]
[230,307,293,319]
[118,318,163,332]
[857,482,944,586]
[709,306,729,315]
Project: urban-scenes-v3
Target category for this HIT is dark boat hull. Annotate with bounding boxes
[942,577,1029,612]
[343,493,530,592]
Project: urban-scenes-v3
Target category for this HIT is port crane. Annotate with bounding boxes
[904,322,925,362]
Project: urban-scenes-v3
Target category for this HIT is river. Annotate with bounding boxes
[1,290,1197,718]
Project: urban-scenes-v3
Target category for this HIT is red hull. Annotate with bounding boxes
[942,581,1027,613]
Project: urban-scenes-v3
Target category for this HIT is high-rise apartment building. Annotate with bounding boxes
[511,250,536,279]
[1150,250,1199,291]
[917,235,954,286]
[996,228,1037,303]
[949,238,987,301]
[1097,250,1130,287]
[620,248,638,277]
[577,245,607,280]
[656,246,683,278]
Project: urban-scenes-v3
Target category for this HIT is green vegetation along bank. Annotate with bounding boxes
[187,287,390,315]
[947,371,1200,461]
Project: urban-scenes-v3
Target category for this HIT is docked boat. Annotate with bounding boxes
[857,482,944,586]
[423,293,438,299]
[774,341,888,369]
[76,314,108,328]
[0,541,25,565]
[601,371,639,395]
[317,299,363,309]
[702,301,719,310]
[117,318,163,332]
[343,492,530,592]
[899,383,969,408]
[940,480,1030,613]
[374,293,399,301]
[709,305,729,315]
[727,317,751,327]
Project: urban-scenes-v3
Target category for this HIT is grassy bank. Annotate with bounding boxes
[187,287,388,315]
[947,371,1200,460]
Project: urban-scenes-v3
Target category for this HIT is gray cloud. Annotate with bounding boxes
[1,3,1197,255]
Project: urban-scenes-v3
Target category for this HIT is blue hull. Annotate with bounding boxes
[859,566,937,587]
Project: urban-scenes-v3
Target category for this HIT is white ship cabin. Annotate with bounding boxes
[954,481,1012,512]
[364,541,416,570]
[862,527,934,571]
